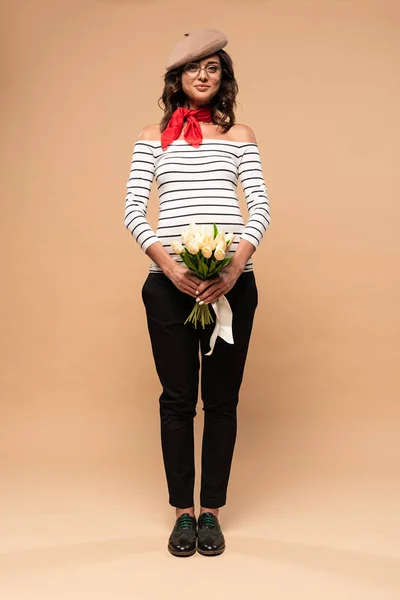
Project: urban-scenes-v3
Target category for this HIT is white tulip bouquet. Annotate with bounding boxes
[170,223,235,328]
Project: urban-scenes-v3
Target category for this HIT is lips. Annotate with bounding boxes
[195,85,210,90]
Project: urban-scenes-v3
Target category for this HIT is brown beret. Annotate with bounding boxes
[165,28,228,71]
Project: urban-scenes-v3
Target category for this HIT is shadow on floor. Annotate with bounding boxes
[0,535,399,593]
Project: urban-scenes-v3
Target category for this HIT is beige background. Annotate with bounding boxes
[1,0,399,598]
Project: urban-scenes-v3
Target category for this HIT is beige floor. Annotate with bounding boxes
[1,467,399,600]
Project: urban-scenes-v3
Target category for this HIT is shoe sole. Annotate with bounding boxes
[197,545,225,556]
[168,544,197,557]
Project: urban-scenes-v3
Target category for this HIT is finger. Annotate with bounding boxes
[198,284,224,304]
[188,275,203,287]
[185,280,201,295]
[196,278,219,295]
[205,286,230,304]
[178,278,195,292]
[181,286,197,298]
[203,277,224,294]
[196,282,208,295]
[183,271,201,284]
[183,278,202,295]
[189,276,203,289]
[175,280,191,294]
[197,280,219,298]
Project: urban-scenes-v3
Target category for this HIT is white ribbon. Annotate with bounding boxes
[205,295,234,356]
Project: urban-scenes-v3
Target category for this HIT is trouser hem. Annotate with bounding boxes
[199,499,226,509]
[169,499,195,509]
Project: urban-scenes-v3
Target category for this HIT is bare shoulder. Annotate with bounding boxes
[137,123,162,141]
[226,123,257,143]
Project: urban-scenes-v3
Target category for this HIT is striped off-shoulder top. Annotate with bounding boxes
[124,139,270,273]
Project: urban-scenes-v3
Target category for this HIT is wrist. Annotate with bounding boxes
[162,260,178,279]
[145,242,178,277]
[227,258,245,277]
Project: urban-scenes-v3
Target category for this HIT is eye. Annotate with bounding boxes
[207,65,219,73]
[185,63,199,73]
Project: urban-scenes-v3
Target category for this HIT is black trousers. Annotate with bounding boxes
[141,271,258,509]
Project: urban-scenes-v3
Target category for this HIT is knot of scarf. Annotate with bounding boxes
[161,106,212,150]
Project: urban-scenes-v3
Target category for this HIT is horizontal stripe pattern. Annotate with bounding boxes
[124,139,270,273]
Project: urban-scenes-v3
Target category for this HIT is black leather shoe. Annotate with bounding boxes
[197,512,225,556]
[168,513,197,557]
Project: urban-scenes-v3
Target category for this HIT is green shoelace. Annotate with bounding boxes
[177,514,194,529]
[201,514,216,528]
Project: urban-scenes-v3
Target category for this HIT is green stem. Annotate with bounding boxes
[184,301,214,329]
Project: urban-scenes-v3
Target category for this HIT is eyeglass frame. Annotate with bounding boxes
[182,60,223,80]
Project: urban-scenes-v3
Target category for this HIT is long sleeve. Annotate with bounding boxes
[238,143,271,248]
[124,141,160,253]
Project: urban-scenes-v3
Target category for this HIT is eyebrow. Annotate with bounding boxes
[192,60,220,66]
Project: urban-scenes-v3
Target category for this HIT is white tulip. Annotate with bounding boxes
[200,224,214,239]
[182,223,197,245]
[225,233,235,251]
[195,233,207,249]
[214,242,226,261]
[214,232,226,246]
[203,235,215,249]
[186,239,200,254]
[170,240,184,254]
[201,246,213,259]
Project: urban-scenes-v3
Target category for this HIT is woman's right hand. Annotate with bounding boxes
[164,264,203,298]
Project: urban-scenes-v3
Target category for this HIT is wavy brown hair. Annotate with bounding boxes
[158,49,239,133]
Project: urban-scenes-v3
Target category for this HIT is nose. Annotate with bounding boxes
[197,66,209,82]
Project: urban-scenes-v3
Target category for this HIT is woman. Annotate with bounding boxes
[124,28,270,557]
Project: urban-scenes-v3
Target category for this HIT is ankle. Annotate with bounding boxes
[175,506,195,518]
[200,507,220,517]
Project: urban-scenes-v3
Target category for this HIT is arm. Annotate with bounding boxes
[124,131,202,297]
[237,140,271,252]
[124,139,160,252]
[196,127,270,303]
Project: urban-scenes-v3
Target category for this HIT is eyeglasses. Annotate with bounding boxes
[183,62,222,79]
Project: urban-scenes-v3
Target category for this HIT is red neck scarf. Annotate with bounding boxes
[161,106,212,150]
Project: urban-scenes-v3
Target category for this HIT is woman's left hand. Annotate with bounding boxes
[195,264,243,305]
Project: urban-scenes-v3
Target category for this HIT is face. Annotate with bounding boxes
[181,54,222,107]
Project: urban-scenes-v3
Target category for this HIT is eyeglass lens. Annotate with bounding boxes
[184,63,221,78]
